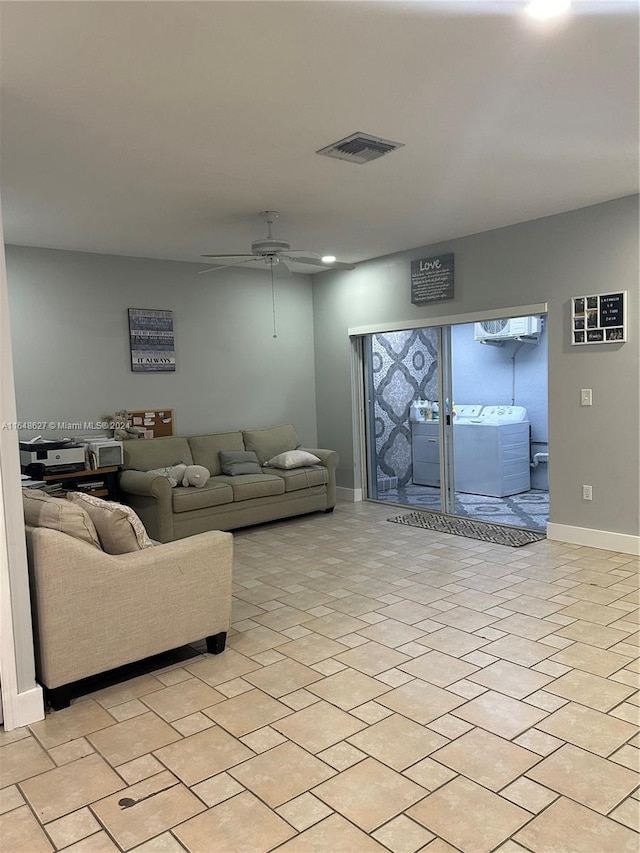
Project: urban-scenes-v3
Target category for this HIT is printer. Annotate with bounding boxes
[19,439,86,477]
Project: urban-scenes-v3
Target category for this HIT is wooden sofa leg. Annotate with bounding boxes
[47,685,72,711]
[206,632,227,655]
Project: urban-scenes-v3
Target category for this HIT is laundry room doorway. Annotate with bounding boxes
[361,313,549,531]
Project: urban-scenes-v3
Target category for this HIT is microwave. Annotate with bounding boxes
[87,440,124,468]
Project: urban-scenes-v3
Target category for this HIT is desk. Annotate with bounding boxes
[42,466,120,501]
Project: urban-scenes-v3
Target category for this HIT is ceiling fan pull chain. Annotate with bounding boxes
[270,260,278,339]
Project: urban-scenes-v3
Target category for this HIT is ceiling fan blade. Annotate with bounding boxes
[200,253,256,259]
[293,255,356,271]
[276,259,292,278]
[323,259,356,270]
[197,257,261,275]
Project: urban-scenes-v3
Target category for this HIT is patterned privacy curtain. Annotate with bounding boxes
[371,329,438,487]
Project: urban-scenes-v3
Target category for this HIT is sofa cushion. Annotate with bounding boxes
[220,451,262,476]
[242,424,300,465]
[172,480,234,513]
[269,466,329,493]
[123,436,193,472]
[214,473,286,502]
[264,450,322,469]
[67,492,155,554]
[22,489,101,548]
[188,432,245,476]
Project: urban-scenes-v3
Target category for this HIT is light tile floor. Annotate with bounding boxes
[1,500,638,853]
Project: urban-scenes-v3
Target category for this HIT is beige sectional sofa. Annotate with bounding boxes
[119,423,338,542]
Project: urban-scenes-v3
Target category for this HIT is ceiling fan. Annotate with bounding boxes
[199,210,356,276]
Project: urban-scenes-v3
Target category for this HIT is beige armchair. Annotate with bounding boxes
[26,525,233,710]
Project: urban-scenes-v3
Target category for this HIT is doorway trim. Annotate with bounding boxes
[349,302,548,337]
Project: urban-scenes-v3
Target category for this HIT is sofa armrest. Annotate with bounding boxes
[118,470,174,541]
[119,469,172,498]
[300,448,339,507]
[28,527,233,689]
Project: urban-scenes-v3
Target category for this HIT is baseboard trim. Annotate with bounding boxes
[2,684,44,730]
[336,487,363,503]
[547,523,640,556]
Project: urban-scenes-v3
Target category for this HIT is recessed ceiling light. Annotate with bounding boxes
[321,255,337,264]
[526,0,571,19]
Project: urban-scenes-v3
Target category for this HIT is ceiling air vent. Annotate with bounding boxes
[317,132,404,164]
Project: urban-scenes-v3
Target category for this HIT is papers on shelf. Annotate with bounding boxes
[21,478,47,488]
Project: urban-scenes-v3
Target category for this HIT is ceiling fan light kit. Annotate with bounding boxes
[526,0,571,19]
[199,210,355,275]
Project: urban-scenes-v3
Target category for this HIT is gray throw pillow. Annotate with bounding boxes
[219,450,262,476]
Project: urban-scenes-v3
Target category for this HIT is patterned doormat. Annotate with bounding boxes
[388,510,546,547]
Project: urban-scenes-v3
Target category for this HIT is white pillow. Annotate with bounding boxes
[264,450,321,469]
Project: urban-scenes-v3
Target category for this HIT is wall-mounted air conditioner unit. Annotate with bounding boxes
[474,316,542,342]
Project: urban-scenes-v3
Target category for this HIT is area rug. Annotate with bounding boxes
[388,510,546,547]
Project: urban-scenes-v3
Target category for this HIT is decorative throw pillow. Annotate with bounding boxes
[264,450,322,469]
[23,489,101,548]
[66,492,155,555]
[219,450,262,476]
[242,424,301,465]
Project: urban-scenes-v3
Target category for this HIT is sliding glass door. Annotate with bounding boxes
[361,315,549,531]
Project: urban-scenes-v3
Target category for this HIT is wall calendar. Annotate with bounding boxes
[571,291,626,345]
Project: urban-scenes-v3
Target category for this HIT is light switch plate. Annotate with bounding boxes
[580,389,592,406]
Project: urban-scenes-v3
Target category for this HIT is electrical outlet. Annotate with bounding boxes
[580,389,593,406]
[582,484,593,501]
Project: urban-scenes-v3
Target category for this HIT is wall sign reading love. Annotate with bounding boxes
[411,253,454,304]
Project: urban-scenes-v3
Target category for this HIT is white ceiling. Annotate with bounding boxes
[1,1,638,273]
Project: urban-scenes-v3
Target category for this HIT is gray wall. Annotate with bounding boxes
[6,247,318,445]
[313,195,639,537]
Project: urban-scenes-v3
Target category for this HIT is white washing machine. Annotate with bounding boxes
[454,404,484,422]
[454,405,531,497]
[412,405,482,487]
